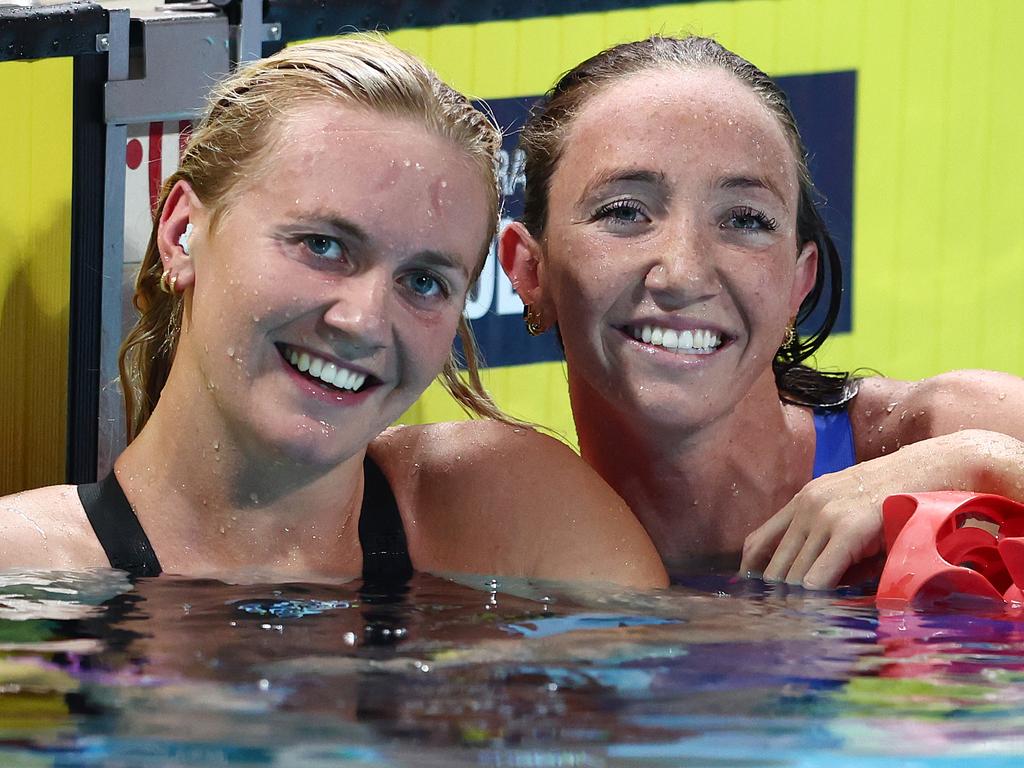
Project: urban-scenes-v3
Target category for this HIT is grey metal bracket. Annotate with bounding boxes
[104,13,230,125]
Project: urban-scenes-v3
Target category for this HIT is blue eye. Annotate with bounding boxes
[302,235,345,261]
[403,272,447,299]
[594,200,649,225]
[725,206,777,232]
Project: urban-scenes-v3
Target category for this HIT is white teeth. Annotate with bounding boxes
[633,325,723,355]
[320,362,337,385]
[282,346,369,392]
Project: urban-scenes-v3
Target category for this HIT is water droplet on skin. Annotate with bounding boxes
[864,409,873,417]
[249,493,259,505]
[213,441,220,452]
[999,393,1007,401]
[886,402,897,413]
[878,426,884,433]
[440,180,448,188]
[218,525,226,534]
[403,159,411,167]
[227,347,235,358]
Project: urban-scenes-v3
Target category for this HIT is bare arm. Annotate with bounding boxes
[741,371,1024,588]
[0,485,109,570]
[376,422,668,589]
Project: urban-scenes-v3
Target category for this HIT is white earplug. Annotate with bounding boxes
[178,222,194,255]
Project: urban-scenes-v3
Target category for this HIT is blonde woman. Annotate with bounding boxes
[0,37,665,588]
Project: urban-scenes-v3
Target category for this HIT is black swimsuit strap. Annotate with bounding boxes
[79,456,411,584]
[77,471,162,578]
[358,455,414,585]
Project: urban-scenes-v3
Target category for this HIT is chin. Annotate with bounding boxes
[258,418,371,469]
[619,385,729,433]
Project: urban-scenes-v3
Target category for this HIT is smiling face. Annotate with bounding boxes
[537,66,816,431]
[175,102,492,465]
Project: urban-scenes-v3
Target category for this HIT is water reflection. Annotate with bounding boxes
[0,571,1022,765]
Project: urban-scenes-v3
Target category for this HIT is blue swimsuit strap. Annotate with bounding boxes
[811,408,857,479]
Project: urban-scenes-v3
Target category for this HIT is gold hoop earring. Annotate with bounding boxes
[524,305,544,336]
[782,324,797,348]
[159,269,172,294]
[169,274,179,293]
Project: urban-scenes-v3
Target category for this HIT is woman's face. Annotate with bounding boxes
[180,102,492,465]
[539,66,816,430]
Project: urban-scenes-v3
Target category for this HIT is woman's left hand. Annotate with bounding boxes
[739,430,1023,589]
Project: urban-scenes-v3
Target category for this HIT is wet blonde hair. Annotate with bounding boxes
[120,34,511,441]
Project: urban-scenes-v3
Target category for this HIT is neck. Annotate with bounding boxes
[115,362,366,581]
[571,367,814,575]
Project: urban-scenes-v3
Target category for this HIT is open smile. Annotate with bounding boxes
[619,323,728,356]
[276,343,380,395]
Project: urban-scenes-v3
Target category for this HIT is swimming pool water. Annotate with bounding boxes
[1,570,1024,767]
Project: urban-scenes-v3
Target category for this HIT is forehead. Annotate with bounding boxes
[558,66,798,198]
[234,101,492,250]
[265,102,477,198]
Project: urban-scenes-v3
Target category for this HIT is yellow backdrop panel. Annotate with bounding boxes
[0,57,73,494]
[391,0,1024,445]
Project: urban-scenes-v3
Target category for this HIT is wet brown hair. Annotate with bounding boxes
[519,35,852,408]
[120,34,516,441]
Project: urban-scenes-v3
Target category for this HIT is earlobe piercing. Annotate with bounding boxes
[524,305,545,336]
[178,222,194,255]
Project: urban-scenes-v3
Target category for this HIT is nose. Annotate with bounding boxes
[643,223,721,309]
[321,269,390,355]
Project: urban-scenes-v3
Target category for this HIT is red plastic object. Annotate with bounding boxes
[876,491,1024,610]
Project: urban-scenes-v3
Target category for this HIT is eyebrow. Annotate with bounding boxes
[413,250,470,280]
[719,175,789,208]
[289,213,469,279]
[290,213,371,244]
[576,169,668,208]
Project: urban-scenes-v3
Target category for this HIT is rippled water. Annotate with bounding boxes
[2,570,1024,766]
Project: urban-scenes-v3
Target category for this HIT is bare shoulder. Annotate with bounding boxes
[371,422,667,588]
[0,485,108,569]
[851,371,1024,460]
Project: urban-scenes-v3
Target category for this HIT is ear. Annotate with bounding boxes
[156,180,203,291]
[498,221,548,308]
[790,239,819,316]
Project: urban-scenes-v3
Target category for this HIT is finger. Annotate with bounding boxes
[761,515,816,582]
[803,516,886,589]
[800,538,860,590]
[739,505,796,576]
[782,526,831,585]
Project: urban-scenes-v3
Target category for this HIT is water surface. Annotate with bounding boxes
[2,570,1023,766]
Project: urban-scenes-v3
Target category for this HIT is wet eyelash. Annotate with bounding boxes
[731,206,777,231]
[593,199,646,221]
[406,271,452,300]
